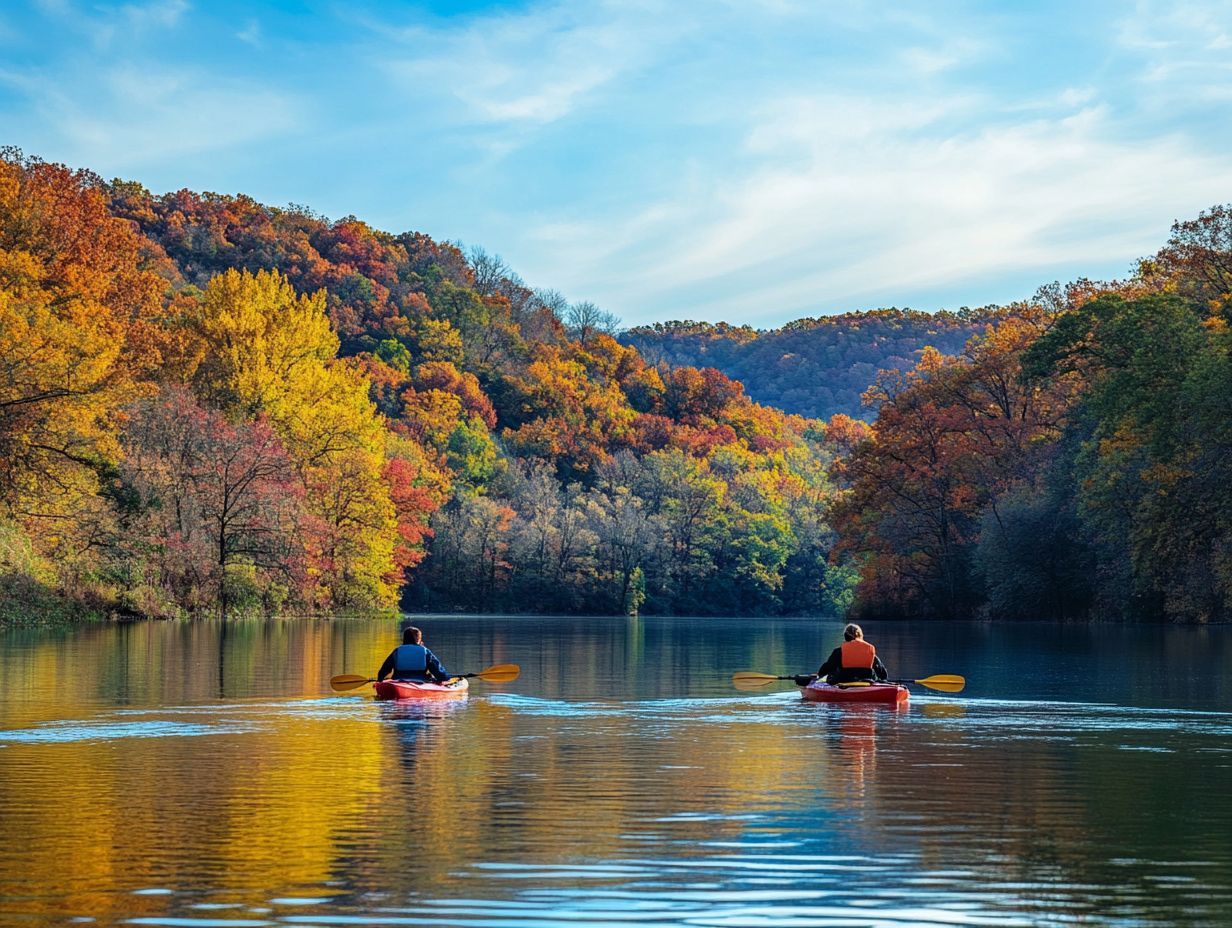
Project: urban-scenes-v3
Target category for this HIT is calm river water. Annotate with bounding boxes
[1,616,1230,927]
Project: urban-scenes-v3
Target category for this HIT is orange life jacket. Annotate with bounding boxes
[840,638,876,669]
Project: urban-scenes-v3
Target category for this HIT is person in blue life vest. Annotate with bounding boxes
[813,623,889,684]
[376,626,450,683]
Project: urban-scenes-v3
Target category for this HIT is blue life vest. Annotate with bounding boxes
[393,644,429,680]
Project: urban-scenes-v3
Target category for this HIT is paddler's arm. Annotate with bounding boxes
[816,647,842,680]
[376,650,397,682]
[424,649,448,682]
[872,655,888,681]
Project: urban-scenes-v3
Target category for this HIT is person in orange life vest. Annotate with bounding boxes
[815,623,889,684]
[376,626,450,683]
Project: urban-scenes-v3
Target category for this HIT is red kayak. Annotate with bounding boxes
[800,680,908,705]
[374,678,469,700]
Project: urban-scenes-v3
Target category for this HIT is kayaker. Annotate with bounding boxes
[814,623,889,684]
[376,626,451,683]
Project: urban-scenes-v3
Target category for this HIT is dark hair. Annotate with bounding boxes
[403,626,423,645]
[843,623,863,642]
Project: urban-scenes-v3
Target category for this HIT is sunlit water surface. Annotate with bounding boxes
[1,616,1230,927]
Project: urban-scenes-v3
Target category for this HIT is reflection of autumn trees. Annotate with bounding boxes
[5,618,1230,923]
[5,692,1164,916]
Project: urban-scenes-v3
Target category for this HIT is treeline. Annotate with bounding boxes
[7,147,1229,625]
[411,448,855,616]
[833,208,1232,623]
[1,150,850,622]
[623,310,991,420]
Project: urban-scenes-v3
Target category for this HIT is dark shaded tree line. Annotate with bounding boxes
[831,208,1232,623]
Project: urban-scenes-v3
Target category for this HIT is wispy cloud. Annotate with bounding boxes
[3,0,304,174]
[236,18,261,47]
[1115,0,1232,87]
[3,60,302,168]
[61,67,301,164]
[514,87,1232,323]
[34,0,190,48]
[373,2,683,127]
[4,0,1231,326]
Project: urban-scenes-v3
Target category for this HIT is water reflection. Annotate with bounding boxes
[1,616,1231,927]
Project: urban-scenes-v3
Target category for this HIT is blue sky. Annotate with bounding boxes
[3,1,1232,327]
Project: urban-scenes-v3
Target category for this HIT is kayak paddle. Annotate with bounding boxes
[732,671,814,690]
[463,663,521,683]
[892,674,965,693]
[330,662,521,692]
[731,671,965,693]
[330,673,378,691]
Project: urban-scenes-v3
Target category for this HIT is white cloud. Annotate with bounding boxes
[1116,0,1232,79]
[515,96,1232,324]
[5,62,302,167]
[373,2,686,127]
[120,0,189,30]
[9,0,1232,330]
[32,0,190,49]
[237,19,262,47]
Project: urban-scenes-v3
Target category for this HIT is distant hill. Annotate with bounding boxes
[623,309,993,420]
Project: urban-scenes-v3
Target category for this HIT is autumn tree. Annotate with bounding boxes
[1023,293,1232,621]
[584,484,657,615]
[564,300,621,346]
[189,268,401,608]
[503,460,596,610]
[0,153,157,505]
[121,388,304,614]
[1138,204,1232,315]
[832,313,1071,618]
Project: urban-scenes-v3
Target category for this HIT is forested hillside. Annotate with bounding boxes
[833,213,1232,624]
[0,150,852,623]
[4,147,1229,625]
[623,311,991,420]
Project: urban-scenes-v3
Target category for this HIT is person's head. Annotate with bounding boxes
[402,626,423,646]
[843,623,864,642]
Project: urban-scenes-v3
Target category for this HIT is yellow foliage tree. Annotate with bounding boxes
[0,153,159,573]
[191,269,400,609]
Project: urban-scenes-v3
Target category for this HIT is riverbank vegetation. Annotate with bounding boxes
[2,149,1229,624]
[832,216,1232,624]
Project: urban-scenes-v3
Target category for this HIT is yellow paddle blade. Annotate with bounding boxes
[472,663,520,683]
[330,674,374,692]
[913,674,966,693]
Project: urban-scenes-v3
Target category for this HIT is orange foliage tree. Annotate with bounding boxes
[832,312,1073,618]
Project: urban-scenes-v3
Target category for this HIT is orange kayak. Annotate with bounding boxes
[800,680,908,705]
[374,678,469,700]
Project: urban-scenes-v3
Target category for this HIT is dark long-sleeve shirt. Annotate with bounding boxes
[817,646,888,684]
[377,647,449,683]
